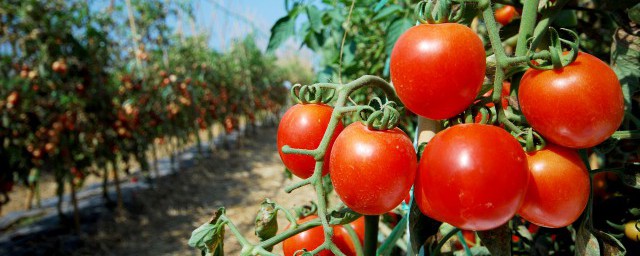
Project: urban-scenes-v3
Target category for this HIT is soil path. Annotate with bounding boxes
[1,126,318,255]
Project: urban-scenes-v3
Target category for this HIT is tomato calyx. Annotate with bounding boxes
[514,127,547,152]
[527,27,579,70]
[291,83,336,104]
[357,98,402,131]
[415,0,469,24]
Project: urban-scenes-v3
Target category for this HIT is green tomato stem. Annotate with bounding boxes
[258,218,322,249]
[514,0,540,56]
[343,224,365,256]
[222,216,252,248]
[457,231,473,256]
[611,130,640,140]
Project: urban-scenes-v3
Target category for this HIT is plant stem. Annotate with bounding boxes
[344,223,364,256]
[222,217,252,248]
[364,215,379,256]
[611,130,640,140]
[514,0,540,56]
[259,219,322,249]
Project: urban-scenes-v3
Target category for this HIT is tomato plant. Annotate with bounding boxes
[414,124,529,231]
[517,144,590,228]
[518,52,625,149]
[330,122,416,215]
[278,103,344,179]
[390,23,486,120]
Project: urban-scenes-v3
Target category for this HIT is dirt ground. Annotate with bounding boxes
[2,126,323,255]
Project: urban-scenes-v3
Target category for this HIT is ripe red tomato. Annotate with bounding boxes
[519,52,624,148]
[332,217,365,255]
[495,5,517,26]
[277,104,343,179]
[283,216,331,256]
[390,23,485,120]
[330,122,417,215]
[415,124,529,230]
[517,144,590,228]
[282,216,364,256]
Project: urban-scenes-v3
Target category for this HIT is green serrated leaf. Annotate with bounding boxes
[267,16,296,52]
[306,5,322,33]
[373,4,402,22]
[328,207,361,225]
[385,18,413,55]
[611,27,640,118]
[188,208,226,254]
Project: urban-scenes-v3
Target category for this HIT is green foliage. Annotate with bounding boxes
[0,0,306,211]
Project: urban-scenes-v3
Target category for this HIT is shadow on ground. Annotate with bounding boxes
[0,126,312,256]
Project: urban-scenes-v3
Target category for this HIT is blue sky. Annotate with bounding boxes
[191,0,288,50]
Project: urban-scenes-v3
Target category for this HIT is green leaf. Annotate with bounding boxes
[373,4,402,22]
[611,27,640,118]
[374,0,390,12]
[342,40,357,67]
[267,16,296,52]
[385,18,413,55]
[306,5,322,33]
[188,208,226,254]
[575,220,626,256]
[629,3,640,24]
[254,199,279,243]
[327,207,361,225]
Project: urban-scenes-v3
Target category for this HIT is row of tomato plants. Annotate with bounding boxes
[189,0,640,255]
[0,0,301,224]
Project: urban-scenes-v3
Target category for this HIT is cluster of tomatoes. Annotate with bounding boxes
[274,6,627,254]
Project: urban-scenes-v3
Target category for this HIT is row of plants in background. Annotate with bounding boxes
[190,0,640,255]
[0,0,309,227]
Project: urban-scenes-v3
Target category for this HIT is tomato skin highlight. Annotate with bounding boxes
[517,144,590,228]
[519,52,624,148]
[330,122,417,215]
[390,23,486,120]
[277,104,344,179]
[415,124,529,231]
